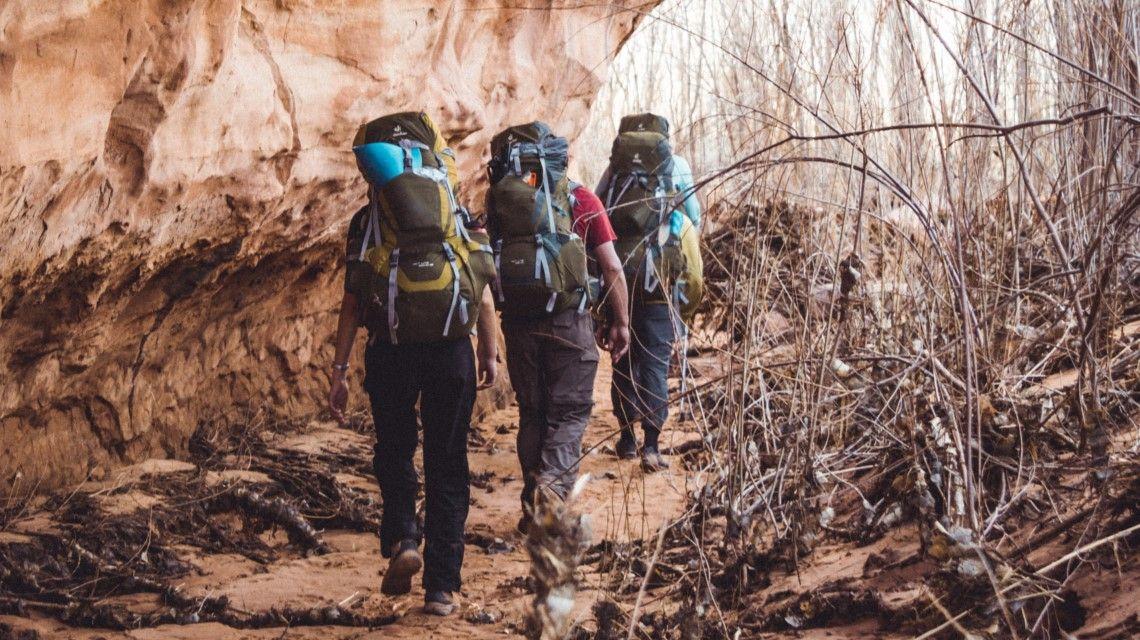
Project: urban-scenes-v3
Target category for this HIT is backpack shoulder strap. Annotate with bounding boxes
[567,180,582,208]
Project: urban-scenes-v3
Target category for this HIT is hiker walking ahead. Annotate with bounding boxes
[328,112,499,616]
[485,122,630,532]
[596,113,703,472]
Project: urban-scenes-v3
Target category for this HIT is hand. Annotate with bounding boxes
[597,322,630,363]
[328,373,349,425]
[477,350,498,390]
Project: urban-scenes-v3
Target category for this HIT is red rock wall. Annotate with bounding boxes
[0,0,651,491]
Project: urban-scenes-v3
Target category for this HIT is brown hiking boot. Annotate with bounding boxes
[380,539,422,596]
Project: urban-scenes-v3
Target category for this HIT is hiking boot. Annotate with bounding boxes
[424,590,457,616]
[380,539,422,596]
[616,432,638,460]
[640,447,670,473]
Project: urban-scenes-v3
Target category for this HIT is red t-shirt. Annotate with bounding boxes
[570,184,617,251]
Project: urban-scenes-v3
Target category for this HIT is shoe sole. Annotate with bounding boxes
[381,549,423,596]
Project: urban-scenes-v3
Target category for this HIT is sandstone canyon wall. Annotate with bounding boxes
[0,0,651,491]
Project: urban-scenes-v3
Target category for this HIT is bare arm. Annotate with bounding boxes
[328,291,360,424]
[593,240,630,362]
[475,286,499,389]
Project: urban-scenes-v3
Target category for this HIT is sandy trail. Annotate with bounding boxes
[5,348,1134,639]
[1,357,703,639]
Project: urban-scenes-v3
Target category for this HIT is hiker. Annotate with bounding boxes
[327,112,499,617]
[484,122,631,532]
[596,113,704,472]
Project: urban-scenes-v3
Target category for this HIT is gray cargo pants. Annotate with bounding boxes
[502,309,599,511]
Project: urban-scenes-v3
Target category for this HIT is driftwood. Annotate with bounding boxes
[209,484,331,555]
[0,418,394,633]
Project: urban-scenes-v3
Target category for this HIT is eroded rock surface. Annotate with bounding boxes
[0,0,649,491]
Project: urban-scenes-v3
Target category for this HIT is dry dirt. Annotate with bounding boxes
[0,358,702,639]
[3,352,1137,639]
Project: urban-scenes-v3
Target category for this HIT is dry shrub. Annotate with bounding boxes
[584,0,1139,637]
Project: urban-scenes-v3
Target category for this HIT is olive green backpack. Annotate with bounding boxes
[602,113,702,323]
[346,111,495,343]
[486,122,591,319]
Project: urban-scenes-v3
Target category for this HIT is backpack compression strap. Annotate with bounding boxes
[397,140,471,243]
[506,142,558,235]
[359,189,382,261]
[440,242,466,337]
[492,239,505,303]
[387,248,400,344]
[643,245,660,293]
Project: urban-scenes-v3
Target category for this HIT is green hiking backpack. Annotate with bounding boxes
[347,111,496,343]
[486,122,591,319]
[602,113,703,323]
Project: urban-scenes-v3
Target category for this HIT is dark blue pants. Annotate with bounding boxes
[611,303,676,446]
[363,337,475,593]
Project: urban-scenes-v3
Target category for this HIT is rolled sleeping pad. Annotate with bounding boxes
[353,142,422,186]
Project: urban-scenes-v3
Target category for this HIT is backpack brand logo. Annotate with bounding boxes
[412,259,435,268]
[632,153,642,164]
[510,258,525,266]
[391,125,407,138]
[637,123,645,131]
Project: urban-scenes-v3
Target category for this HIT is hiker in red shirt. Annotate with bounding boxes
[485,123,630,533]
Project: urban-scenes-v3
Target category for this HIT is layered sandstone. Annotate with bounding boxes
[0,0,649,491]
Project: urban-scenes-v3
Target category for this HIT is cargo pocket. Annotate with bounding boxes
[548,312,599,407]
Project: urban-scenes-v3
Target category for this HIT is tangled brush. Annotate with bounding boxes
[524,475,593,640]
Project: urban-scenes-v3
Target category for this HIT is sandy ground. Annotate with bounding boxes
[3,350,1137,639]
[1,358,703,639]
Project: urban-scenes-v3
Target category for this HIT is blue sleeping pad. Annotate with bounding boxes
[353,142,423,186]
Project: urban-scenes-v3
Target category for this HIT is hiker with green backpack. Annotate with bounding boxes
[596,113,704,472]
[327,112,499,616]
[484,122,631,533]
